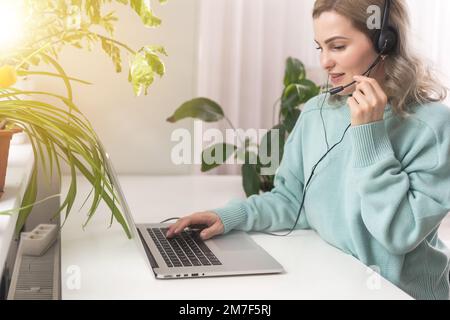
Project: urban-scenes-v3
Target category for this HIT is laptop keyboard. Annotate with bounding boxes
[147,228,222,268]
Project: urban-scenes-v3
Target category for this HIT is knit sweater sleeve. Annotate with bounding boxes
[350,116,450,255]
[212,111,309,234]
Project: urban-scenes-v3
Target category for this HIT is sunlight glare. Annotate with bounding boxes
[0,1,25,51]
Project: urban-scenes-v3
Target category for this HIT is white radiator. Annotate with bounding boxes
[7,232,60,300]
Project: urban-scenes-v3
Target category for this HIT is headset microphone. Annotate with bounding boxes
[328,53,385,95]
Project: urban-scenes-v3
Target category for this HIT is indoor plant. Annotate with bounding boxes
[0,118,23,198]
[0,0,168,238]
[167,57,321,197]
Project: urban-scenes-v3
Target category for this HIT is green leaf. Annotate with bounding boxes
[282,109,301,133]
[129,45,166,95]
[130,52,154,95]
[259,174,275,192]
[144,52,164,77]
[281,84,301,113]
[167,98,225,123]
[284,57,306,86]
[85,0,102,24]
[201,143,237,172]
[281,79,320,113]
[235,149,258,164]
[1,94,132,239]
[130,0,162,27]
[242,162,261,197]
[146,45,168,56]
[293,79,321,103]
[17,70,92,85]
[15,163,38,235]
[101,38,122,73]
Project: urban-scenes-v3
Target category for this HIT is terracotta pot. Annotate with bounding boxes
[0,127,23,198]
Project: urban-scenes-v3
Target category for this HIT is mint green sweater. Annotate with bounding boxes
[214,94,450,300]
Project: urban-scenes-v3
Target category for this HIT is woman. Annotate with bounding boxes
[167,0,450,300]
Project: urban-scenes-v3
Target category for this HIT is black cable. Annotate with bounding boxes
[262,121,351,237]
[320,78,331,150]
[160,217,180,223]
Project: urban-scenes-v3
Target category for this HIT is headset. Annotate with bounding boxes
[329,0,398,95]
[266,0,398,237]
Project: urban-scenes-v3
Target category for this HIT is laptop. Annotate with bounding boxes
[101,149,284,279]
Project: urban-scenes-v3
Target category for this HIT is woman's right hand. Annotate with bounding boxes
[165,211,225,240]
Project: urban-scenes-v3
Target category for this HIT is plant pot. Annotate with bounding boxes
[0,127,23,198]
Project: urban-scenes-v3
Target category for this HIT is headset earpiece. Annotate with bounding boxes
[374,26,398,54]
[373,0,398,54]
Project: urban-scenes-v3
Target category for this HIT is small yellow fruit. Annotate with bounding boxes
[0,65,18,88]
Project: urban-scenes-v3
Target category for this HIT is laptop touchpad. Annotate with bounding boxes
[211,232,257,251]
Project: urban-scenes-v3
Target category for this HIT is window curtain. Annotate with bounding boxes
[408,0,450,105]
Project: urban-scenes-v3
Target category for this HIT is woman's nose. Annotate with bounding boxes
[320,52,335,71]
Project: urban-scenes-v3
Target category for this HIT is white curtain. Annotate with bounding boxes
[196,0,319,174]
[195,0,450,175]
[408,0,450,105]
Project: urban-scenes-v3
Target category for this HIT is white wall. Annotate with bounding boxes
[34,0,199,175]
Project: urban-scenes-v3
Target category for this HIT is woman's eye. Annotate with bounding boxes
[315,45,345,51]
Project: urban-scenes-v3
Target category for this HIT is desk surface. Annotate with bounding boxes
[61,175,412,300]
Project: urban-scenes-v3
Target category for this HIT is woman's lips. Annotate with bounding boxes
[330,73,345,85]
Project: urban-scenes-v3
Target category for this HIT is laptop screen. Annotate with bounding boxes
[96,140,140,241]
[96,143,161,269]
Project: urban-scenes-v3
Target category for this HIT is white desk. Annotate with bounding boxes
[0,143,33,278]
[61,175,412,300]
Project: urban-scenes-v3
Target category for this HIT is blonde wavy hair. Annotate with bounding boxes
[312,0,448,116]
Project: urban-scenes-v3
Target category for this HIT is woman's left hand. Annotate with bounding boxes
[347,75,388,126]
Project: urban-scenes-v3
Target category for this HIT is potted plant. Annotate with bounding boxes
[0,0,168,238]
[0,118,23,198]
[167,57,321,197]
